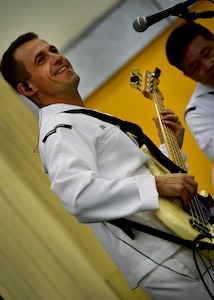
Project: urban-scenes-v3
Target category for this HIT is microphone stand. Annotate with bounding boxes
[178,10,214,20]
[171,1,214,21]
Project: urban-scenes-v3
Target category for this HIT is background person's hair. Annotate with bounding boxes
[166,21,214,71]
[0,32,38,91]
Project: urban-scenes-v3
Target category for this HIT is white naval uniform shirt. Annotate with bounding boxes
[185,82,214,186]
[39,103,184,289]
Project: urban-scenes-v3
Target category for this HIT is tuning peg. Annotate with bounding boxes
[130,67,141,76]
[152,67,161,78]
[130,75,141,89]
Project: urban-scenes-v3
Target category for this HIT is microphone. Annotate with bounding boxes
[133,0,198,32]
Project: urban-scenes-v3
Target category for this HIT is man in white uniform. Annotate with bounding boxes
[166,21,214,186]
[1,32,214,300]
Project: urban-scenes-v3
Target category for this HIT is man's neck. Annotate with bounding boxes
[35,92,85,108]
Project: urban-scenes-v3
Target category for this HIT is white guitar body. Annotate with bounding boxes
[142,145,214,261]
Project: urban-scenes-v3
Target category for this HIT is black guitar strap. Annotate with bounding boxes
[108,218,214,251]
[63,109,185,174]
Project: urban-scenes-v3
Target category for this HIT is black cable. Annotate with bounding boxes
[192,235,214,299]
[193,248,214,299]
[104,222,214,298]
[103,223,201,279]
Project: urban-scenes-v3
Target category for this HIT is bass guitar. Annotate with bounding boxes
[130,67,214,259]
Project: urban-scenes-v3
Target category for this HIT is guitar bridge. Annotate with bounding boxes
[189,219,211,237]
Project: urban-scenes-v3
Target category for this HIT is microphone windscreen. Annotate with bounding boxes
[133,17,147,32]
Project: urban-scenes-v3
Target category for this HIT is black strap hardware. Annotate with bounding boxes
[109,218,214,251]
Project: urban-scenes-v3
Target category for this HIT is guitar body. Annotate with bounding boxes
[142,145,214,260]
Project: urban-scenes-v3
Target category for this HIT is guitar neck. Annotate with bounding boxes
[130,68,186,171]
[153,89,186,171]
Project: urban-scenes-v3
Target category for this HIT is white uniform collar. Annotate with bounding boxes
[39,103,86,120]
[192,82,214,98]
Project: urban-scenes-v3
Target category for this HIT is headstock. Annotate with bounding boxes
[129,67,164,101]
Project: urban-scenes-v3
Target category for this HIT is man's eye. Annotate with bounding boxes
[50,47,59,54]
[38,57,45,64]
[191,63,200,72]
[193,65,200,71]
[204,49,211,57]
[202,46,212,58]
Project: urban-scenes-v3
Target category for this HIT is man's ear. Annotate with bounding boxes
[183,70,196,82]
[17,82,36,96]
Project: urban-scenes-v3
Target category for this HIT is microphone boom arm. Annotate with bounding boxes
[132,0,214,32]
[145,2,191,26]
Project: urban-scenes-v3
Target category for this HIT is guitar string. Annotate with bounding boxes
[153,86,208,228]
[152,86,209,229]
[152,87,208,227]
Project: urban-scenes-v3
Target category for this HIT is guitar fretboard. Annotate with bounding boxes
[153,87,186,171]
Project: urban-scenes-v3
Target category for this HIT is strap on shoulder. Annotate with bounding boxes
[62,109,185,174]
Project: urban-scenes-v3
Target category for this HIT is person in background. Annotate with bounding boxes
[166,21,214,186]
[1,32,213,300]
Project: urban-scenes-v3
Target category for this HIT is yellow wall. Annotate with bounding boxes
[85,1,214,197]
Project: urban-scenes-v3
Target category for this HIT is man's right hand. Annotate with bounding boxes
[155,173,198,206]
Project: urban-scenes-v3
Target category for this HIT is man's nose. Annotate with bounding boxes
[50,52,63,64]
[203,58,214,71]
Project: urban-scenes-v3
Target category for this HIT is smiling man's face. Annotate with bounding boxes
[182,35,214,86]
[14,38,80,98]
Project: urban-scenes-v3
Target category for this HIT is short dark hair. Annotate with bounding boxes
[0,32,38,90]
[166,21,214,71]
